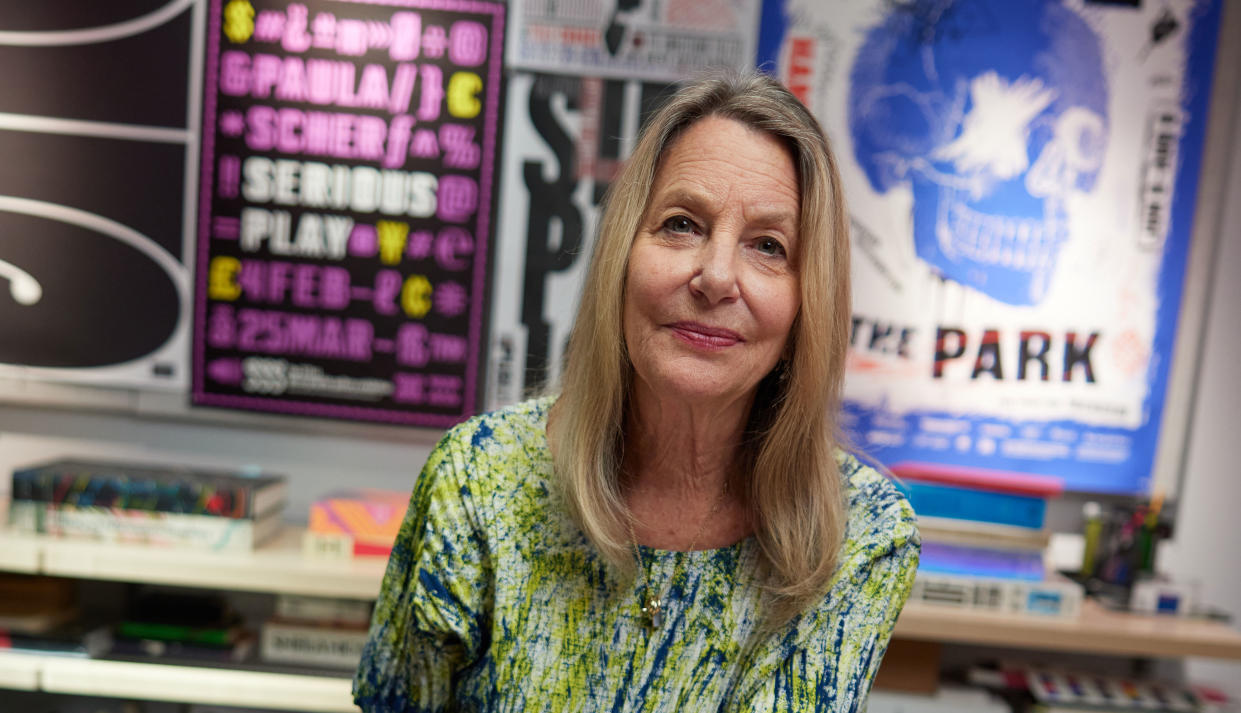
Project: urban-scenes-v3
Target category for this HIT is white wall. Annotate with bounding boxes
[1165,68,1241,693]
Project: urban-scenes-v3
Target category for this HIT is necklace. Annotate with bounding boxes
[625,479,729,633]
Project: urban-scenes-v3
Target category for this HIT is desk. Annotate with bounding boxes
[895,600,1241,659]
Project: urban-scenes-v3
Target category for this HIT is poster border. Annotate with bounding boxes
[191,0,506,428]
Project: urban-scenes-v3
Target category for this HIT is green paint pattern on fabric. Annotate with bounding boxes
[354,397,919,712]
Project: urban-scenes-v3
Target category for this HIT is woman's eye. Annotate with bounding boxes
[755,237,786,257]
[663,216,696,234]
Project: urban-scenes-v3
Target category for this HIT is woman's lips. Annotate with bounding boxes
[668,321,743,349]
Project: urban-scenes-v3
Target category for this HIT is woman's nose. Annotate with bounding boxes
[689,235,740,304]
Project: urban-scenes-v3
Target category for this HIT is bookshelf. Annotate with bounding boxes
[0,652,41,691]
[895,601,1241,660]
[1,526,371,710]
[0,652,354,712]
[2,527,386,599]
[3,527,1241,711]
[0,532,39,573]
[4,527,1241,660]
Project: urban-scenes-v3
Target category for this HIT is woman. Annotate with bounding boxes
[355,71,919,711]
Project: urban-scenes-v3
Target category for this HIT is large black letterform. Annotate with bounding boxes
[521,77,584,391]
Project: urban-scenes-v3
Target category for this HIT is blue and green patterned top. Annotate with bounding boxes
[354,397,919,712]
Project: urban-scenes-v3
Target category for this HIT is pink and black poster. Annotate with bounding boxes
[193,0,504,426]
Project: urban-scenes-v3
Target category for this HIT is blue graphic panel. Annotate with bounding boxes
[760,0,1223,494]
[850,0,1107,306]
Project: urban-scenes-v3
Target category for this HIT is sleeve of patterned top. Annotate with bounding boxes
[353,426,493,713]
[729,460,921,712]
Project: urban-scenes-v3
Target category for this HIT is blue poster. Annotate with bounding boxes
[760,0,1222,493]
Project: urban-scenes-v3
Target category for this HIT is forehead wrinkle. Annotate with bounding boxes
[659,146,796,195]
[644,117,802,242]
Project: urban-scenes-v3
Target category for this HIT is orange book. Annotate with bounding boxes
[306,489,409,558]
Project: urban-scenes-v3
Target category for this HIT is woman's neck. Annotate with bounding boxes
[622,383,752,499]
[621,383,755,549]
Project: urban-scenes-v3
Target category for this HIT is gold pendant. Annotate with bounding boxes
[640,595,664,631]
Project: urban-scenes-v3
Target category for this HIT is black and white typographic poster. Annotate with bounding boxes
[489,0,761,402]
[0,1,200,390]
[486,73,677,408]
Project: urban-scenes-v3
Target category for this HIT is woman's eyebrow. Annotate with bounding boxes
[652,187,712,212]
[652,187,797,235]
[751,209,798,233]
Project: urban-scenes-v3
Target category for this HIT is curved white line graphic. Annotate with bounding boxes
[0,259,42,305]
[0,196,189,295]
[0,0,194,46]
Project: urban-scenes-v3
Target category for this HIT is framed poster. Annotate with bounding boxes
[485,72,677,408]
[761,0,1224,493]
[193,0,505,426]
[0,1,200,390]
[506,0,761,82]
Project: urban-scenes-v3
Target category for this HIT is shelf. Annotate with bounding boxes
[0,653,356,712]
[894,599,1241,659]
[0,652,42,690]
[0,532,40,573]
[7,527,1241,661]
[1,527,386,599]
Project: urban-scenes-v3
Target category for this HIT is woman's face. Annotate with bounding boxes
[623,116,801,409]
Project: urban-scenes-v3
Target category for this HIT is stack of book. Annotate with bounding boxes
[1026,668,1200,712]
[892,462,1083,618]
[110,590,256,664]
[969,664,1208,713]
[0,573,110,658]
[8,458,287,552]
[302,488,409,560]
[260,594,371,670]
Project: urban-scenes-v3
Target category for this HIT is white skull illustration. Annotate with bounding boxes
[849,0,1108,305]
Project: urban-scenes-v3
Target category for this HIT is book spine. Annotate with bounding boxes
[111,635,256,663]
[1024,668,1200,713]
[0,625,112,658]
[9,502,282,552]
[275,594,372,626]
[260,620,368,669]
[19,469,229,516]
[251,480,288,519]
[11,462,287,519]
[116,621,237,647]
[918,541,1046,581]
[915,515,1050,549]
[900,481,1047,530]
[72,472,250,518]
[308,496,405,540]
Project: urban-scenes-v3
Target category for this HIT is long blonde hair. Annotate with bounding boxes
[548,70,852,625]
